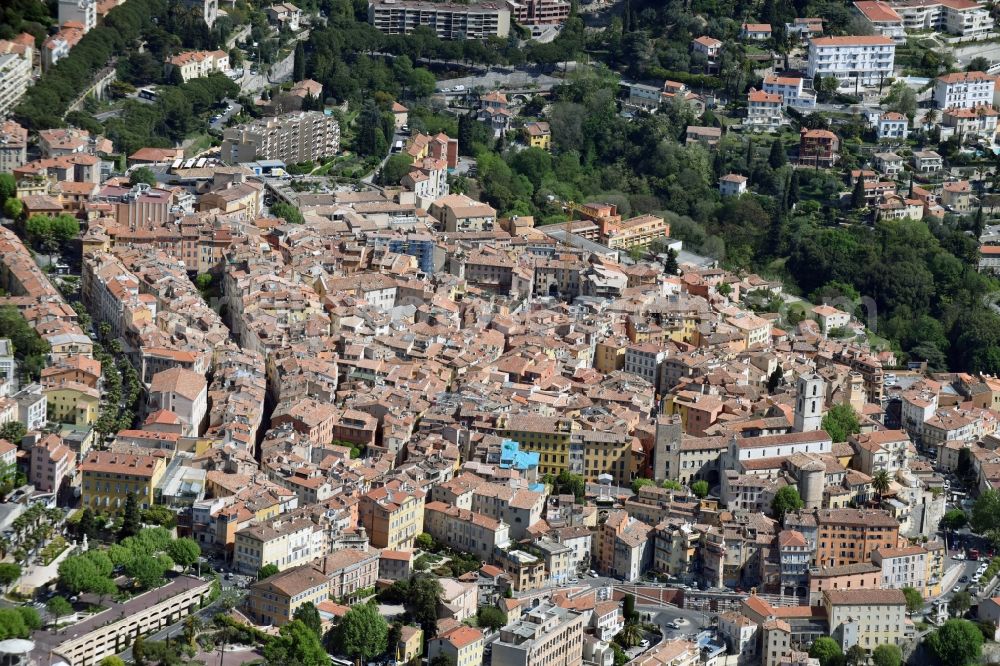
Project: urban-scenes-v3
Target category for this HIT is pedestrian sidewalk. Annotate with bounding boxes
[18,544,74,596]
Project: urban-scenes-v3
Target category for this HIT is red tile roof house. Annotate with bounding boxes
[741,22,772,39]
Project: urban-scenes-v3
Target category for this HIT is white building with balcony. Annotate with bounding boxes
[877,111,909,140]
[854,1,906,41]
[807,35,896,87]
[745,88,784,128]
[934,70,995,109]
[763,74,817,108]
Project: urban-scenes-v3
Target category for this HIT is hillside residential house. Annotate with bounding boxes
[877,112,908,140]
[719,174,748,197]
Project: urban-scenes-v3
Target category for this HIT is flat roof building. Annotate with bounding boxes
[368,0,511,39]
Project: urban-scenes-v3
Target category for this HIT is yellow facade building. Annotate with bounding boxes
[245,563,331,626]
[428,625,484,666]
[80,450,166,513]
[502,415,631,485]
[522,122,551,150]
[593,338,627,373]
[44,381,100,426]
[359,479,426,550]
[823,589,907,651]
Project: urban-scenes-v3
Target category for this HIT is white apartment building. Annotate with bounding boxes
[854,1,907,41]
[624,343,665,392]
[745,88,784,128]
[0,51,31,120]
[13,384,46,432]
[0,340,14,387]
[874,151,904,177]
[42,24,84,70]
[58,0,97,32]
[0,119,27,174]
[222,111,340,164]
[934,70,995,109]
[233,515,326,574]
[762,74,816,108]
[873,545,929,596]
[892,0,994,38]
[877,111,909,140]
[166,50,231,83]
[913,150,943,172]
[807,35,896,87]
[423,501,511,562]
[402,157,449,208]
[493,603,585,666]
[368,0,512,39]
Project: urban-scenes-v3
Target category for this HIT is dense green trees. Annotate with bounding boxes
[0,422,26,446]
[57,551,117,597]
[16,0,168,128]
[258,563,280,580]
[871,644,902,666]
[333,602,388,662]
[809,637,843,666]
[381,574,443,638]
[23,214,80,259]
[948,590,972,617]
[623,593,636,622]
[380,153,418,186]
[902,587,923,614]
[0,607,41,640]
[0,563,20,587]
[691,480,709,498]
[166,538,201,570]
[103,74,238,154]
[477,606,507,632]
[821,404,860,443]
[631,478,654,493]
[293,601,323,637]
[971,489,1000,545]
[264,619,328,665]
[119,493,141,539]
[129,167,157,187]
[355,101,395,157]
[270,201,305,225]
[925,619,982,666]
[47,596,73,624]
[0,306,50,380]
[546,470,585,502]
[771,486,804,524]
[124,553,172,590]
[941,509,968,531]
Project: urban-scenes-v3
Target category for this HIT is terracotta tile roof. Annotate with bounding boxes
[810,35,894,45]
[438,625,483,649]
[938,70,994,84]
[824,588,906,605]
[149,367,206,401]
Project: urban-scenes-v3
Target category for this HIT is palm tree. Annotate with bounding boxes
[872,470,891,505]
[183,614,203,649]
[616,623,644,648]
